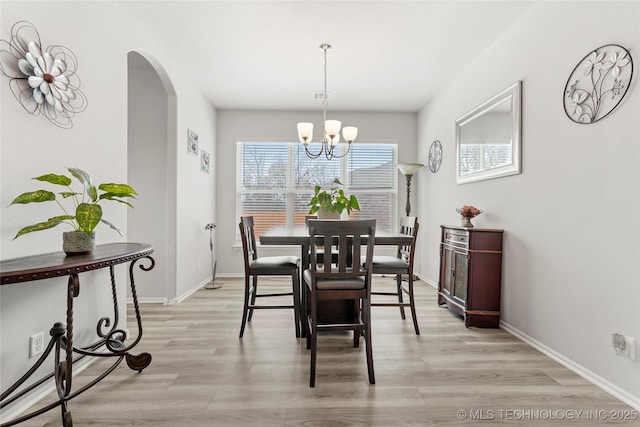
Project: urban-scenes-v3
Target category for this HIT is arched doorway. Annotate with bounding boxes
[127,50,177,302]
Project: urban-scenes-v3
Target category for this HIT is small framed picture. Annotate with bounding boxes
[187,129,199,155]
[201,150,210,173]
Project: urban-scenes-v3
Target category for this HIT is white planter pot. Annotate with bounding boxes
[63,231,95,255]
[317,209,340,220]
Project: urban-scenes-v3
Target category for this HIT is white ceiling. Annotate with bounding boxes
[118,0,536,112]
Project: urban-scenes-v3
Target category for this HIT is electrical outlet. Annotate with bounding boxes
[29,331,44,358]
[612,333,636,360]
[625,336,636,360]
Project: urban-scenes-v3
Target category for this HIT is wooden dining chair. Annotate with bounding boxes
[238,216,301,338]
[370,216,420,334]
[303,219,376,387]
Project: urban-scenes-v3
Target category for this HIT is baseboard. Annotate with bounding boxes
[0,356,95,424]
[500,321,640,411]
[417,274,438,289]
[128,297,168,304]
[213,273,243,279]
[168,277,211,305]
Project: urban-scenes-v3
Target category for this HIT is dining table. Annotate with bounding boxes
[260,224,414,270]
[259,223,414,337]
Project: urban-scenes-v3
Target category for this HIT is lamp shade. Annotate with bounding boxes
[342,126,358,143]
[398,163,424,176]
[297,122,314,144]
[324,120,341,137]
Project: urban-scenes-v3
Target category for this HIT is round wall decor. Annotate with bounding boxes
[428,140,442,173]
[563,44,632,124]
[0,21,87,128]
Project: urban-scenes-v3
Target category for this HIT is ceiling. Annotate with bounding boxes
[118,1,536,112]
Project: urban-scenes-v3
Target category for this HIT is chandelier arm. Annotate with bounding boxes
[304,145,324,159]
[323,142,352,160]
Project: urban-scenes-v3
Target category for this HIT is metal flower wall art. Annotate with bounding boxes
[563,44,633,124]
[0,21,87,129]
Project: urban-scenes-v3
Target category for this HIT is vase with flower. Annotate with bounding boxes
[456,205,482,228]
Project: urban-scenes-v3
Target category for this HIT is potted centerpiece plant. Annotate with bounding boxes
[307,178,360,219]
[456,205,483,228]
[9,167,137,255]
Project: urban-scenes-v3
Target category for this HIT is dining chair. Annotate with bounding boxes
[370,216,420,334]
[303,219,376,387]
[238,216,301,338]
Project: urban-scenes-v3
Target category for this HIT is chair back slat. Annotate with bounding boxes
[398,216,419,264]
[308,219,376,282]
[239,217,258,268]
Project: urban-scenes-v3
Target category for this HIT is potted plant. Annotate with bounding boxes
[456,205,483,228]
[307,178,360,219]
[9,167,137,255]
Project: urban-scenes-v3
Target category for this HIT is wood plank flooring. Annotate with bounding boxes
[15,277,637,426]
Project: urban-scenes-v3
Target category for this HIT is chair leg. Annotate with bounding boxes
[302,282,309,341]
[353,299,360,348]
[396,274,406,319]
[407,274,420,335]
[292,269,301,338]
[305,284,311,350]
[239,274,251,338]
[247,276,257,321]
[363,297,375,385]
[309,294,317,387]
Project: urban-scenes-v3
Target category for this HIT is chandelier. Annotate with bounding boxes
[297,43,358,160]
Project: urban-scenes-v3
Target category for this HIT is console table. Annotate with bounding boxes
[437,226,503,328]
[0,243,155,427]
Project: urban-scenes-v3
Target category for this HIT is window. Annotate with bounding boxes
[237,141,398,239]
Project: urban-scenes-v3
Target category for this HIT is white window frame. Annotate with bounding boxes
[236,139,398,239]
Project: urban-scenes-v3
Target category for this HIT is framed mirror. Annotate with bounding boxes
[456,81,522,184]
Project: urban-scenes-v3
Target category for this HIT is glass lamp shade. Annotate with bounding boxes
[297,122,313,144]
[324,120,341,138]
[342,126,358,143]
[398,163,424,176]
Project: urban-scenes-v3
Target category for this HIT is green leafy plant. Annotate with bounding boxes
[307,178,360,215]
[9,167,137,239]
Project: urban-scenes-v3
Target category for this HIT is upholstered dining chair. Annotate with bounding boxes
[303,219,376,387]
[370,216,420,334]
[238,216,301,338]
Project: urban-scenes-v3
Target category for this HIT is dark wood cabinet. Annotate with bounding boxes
[437,225,503,328]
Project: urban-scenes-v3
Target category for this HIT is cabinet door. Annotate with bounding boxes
[453,251,468,304]
[441,247,453,297]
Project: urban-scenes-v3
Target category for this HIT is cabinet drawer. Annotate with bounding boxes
[444,229,468,248]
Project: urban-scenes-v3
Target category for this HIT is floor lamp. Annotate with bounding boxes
[204,223,222,289]
[398,163,424,217]
[398,163,423,282]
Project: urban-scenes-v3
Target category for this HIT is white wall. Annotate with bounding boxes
[174,83,217,302]
[417,0,640,406]
[215,110,418,275]
[0,0,216,415]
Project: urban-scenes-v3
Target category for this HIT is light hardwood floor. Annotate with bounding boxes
[16,277,637,426]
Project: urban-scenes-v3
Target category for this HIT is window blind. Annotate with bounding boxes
[237,141,398,239]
